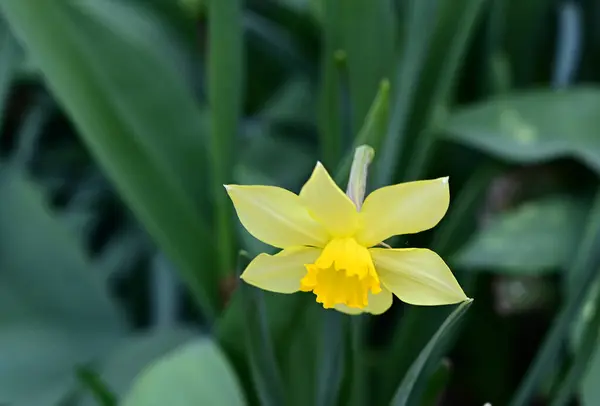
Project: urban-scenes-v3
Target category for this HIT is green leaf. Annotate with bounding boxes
[76,367,117,406]
[237,254,286,406]
[390,300,473,406]
[454,197,589,274]
[260,77,315,124]
[0,170,124,405]
[336,79,390,183]
[375,0,437,186]
[77,328,199,406]
[0,23,19,128]
[443,88,600,174]
[319,0,395,167]
[315,311,345,406]
[381,165,497,401]
[281,303,320,406]
[403,0,487,180]
[420,359,452,406]
[553,274,600,406]
[581,320,600,406]
[510,189,600,406]
[0,325,120,406]
[0,0,219,317]
[122,339,246,406]
[208,0,243,276]
[0,170,123,327]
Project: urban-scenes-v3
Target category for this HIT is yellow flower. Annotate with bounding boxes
[225,162,468,315]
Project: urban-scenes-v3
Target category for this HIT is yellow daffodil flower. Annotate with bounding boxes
[225,161,468,315]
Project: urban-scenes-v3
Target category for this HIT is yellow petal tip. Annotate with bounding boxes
[442,176,449,185]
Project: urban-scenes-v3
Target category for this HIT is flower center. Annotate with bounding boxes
[300,238,381,309]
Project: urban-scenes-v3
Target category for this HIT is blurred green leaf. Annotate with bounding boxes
[581,317,600,406]
[0,170,124,405]
[336,79,390,182]
[330,1,395,135]
[0,0,219,317]
[420,359,452,406]
[76,367,117,406]
[390,300,473,406]
[281,303,320,406]
[0,23,19,128]
[260,77,315,124]
[510,189,600,406]
[208,0,243,277]
[78,328,198,406]
[236,127,314,192]
[0,325,120,406]
[404,0,486,180]
[341,317,365,406]
[237,253,286,406]
[375,0,437,186]
[443,88,600,174]
[315,311,345,406]
[454,197,588,274]
[0,170,123,327]
[319,0,395,167]
[11,94,53,169]
[553,273,600,406]
[381,165,497,401]
[503,0,555,87]
[122,339,246,406]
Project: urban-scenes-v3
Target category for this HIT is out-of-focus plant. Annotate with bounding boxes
[1,0,600,405]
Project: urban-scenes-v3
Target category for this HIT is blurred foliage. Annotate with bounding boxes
[0,0,600,405]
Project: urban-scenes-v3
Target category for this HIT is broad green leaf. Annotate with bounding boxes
[0,0,219,316]
[443,88,600,174]
[390,300,473,406]
[0,171,123,327]
[208,0,243,276]
[78,328,198,406]
[0,325,120,406]
[454,197,588,274]
[122,339,246,406]
[0,171,124,405]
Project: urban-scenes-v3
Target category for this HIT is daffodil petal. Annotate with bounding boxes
[356,177,450,247]
[370,248,468,305]
[226,185,330,249]
[365,288,393,314]
[241,247,321,293]
[299,162,359,238]
[334,304,362,315]
[334,288,393,315]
